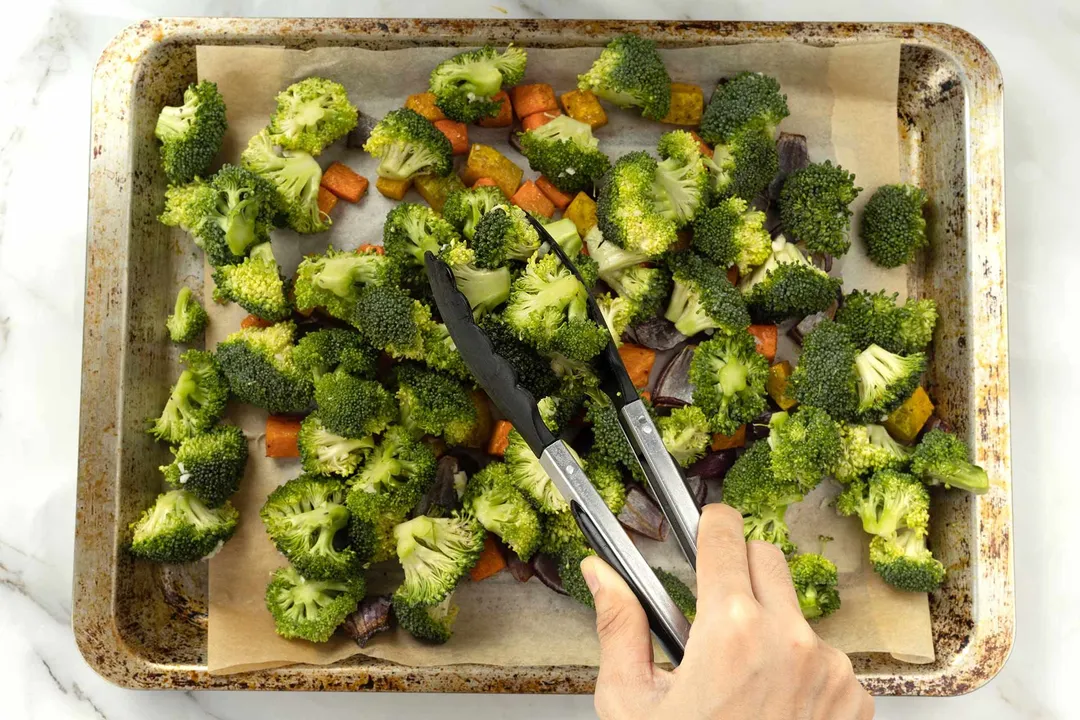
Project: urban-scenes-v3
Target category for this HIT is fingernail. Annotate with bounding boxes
[581,557,602,595]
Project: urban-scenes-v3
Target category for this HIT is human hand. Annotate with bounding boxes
[582,503,874,720]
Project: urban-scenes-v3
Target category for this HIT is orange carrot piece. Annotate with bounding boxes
[477,90,513,127]
[510,180,556,218]
[320,162,369,203]
[405,92,446,122]
[487,419,514,457]
[521,109,561,132]
[241,314,274,329]
[317,186,338,215]
[265,416,302,458]
[357,244,384,255]
[470,535,508,581]
[510,83,558,119]
[472,177,499,188]
[726,266,739,285]
[535,176,574,211]
[375,176,413,201]
[748,324,778,362]
[618,344,657,389]
[640,390,652,404]
[711,425,747,451]
[689,131,714,158]
[434,119,470,156]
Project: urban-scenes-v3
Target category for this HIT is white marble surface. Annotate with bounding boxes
[0,1,1076,717]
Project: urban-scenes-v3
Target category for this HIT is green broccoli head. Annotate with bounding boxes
[429,45,528,122]
[723,442,801,554]
[767,407,842,494]
[604,264,672,325]
[652,130,709,228]
[559,543,598,608]
[212,249,291,322]
[910,429,989,494]
[664,250,751,337]
[265,565,365,643]
[166,286,209,343]
[519,115,612,194]
[313,368,396,439]
[392,592,460,644]
[148,349,228,444]
[442,186,508,241]
[267,77,358,156]
[779,161,861,257]
[703,125,780,204]
[160,424,248,507]
[699,72,789,145]
[298,414,375,478]
[351,425,438,508]
[393,514,486,605]
[505,430,573,515]
[129,490,239,563]
[596,292,634,346]
[654,567,697,622]
[834,290,938,355]
[692,196,771,275]
[854,344,927,418]
[216,322,314,414]
[658,405,712,467]
[834,423,912,484]
[293,328,378,382]
[738,235,842,322]
[861,184,929,268]
[421,322,473,382]
[689,331,770,435]
[789,320,860,422]
[438,239,513,316]
[472,205,541,268]
[788,553,840,620]
[351,285,434,360]
[346,484,412,564]
[583,391,642,482]
[383,202,461,290]
[577,34,672,120]
[477,315,559,400]
[585,454,629,515]
[584,225,652,280]
[293,246,394,320]
[835,469,930,537]
[260,474,360,581]
[363,108,453,181]
[160,179,217,235]
[463,462,542,561]
[396,364,481,446]
[869,530,945,593]
[241,128,330,234]
[154,80,227,184]
[596,152,678,256]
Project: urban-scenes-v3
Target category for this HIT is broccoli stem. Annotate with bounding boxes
[155,104,196,140]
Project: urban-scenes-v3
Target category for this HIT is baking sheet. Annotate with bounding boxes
[197,39,933,675]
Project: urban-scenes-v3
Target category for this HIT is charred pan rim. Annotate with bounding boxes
[78,18,1010,694]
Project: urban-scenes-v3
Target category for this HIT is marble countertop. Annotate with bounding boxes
[1,0,1075,717]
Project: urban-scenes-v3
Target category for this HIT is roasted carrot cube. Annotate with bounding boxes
[241,314,274,330]
[462,144,523,199]
[618,344,656,389]
[711,426,747,451]
[487,419,514,457]
[317,186,338,215]
[405,92,446,122]
[689,131,713,158]
[565,192,598,237]
[560,89,608,129]
[472,177,498,188]
[356,244,385,255]
[661,83,705,126]
[511,181,556,218]
[535,177,574,211]
[375,176,412,201]
[434,119,469,155]
[320,162,368,203]
[265,416,302,458]
[510,84,558,119]
[521,110,561,132]
[748,325,778,362]
[477,91,513,128]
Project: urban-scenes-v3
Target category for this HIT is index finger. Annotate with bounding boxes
[695,503,754,606]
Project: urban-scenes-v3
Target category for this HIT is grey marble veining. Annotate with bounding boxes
[1,1,1076,717]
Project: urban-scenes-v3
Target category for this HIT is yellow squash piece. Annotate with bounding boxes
[461,144,523,200]
[661,83,705,126]
[565,192,598,238]
[414,173,465,213]
[559,89,608,129]
[884,386,935,444]
[375,176,413,201]
[767,361,798,411]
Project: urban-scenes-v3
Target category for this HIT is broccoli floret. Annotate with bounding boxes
[689,331,769,435]
[472,205,541,268]
[652,130,709,228]
[834,290,939,355]
[577,34,671,120]
[692,196,771,274]
[703,125,780,204]
[346,486,411,564]
[584,225,651,280]
[868,531,945,592]
[664,250,751,337]
[463,462,541,561]
[293,328,378,382]
[313,368,395,439]
[504,251,609,362]
[260,474,359,581]
[215,322,314,414]
[477,315,559,399]
[267,77,358,156]
[442,186,509,241]
[393,514,485,605]
[165,286,209,343]
[519,115,611,194]
[350,425,438,507]
[604,264,672,325]
[834,423,913,484]
[148,349,228,444]
[396,364,481,446]
[241,128,329,234]
[910,429,989,494]
[654,567,697,622]
[658,405,711,467]
[421,322,473,382]
[779,161,861,257]
[583,390,642,482]
[212,245,291,322]
[699,72,789,145]
[154,80,227,184]
[788,553,840,620]
[596,152,678,256]
[439,239,512,316]
[293,246,394,321]
[392,593,460,644]
[854,344,927,418]
[159,179,217,235]
[383,202,460,292]
[160,424,248,507]
[352,285,434,359]
[265,565,365,643]
[363,108,453,181]
[505,429,574,514]
[836,469,929,537]
[862,184,929,268]
[559,543,598,608]
[738,235,842,322]
[429,45,528,123]
[129,490,239,563]
[767,408,842,493]
[298,414,374,477]
[595,292,634,345]
[723,442,801,554]
[585,455,629,515]
[788,320,860,422]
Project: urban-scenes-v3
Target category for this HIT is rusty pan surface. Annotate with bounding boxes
[76,18,1010,695]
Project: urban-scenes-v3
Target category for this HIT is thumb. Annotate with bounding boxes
[581,555,655,685]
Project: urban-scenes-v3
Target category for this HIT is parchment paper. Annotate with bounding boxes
[198,39,934,676]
